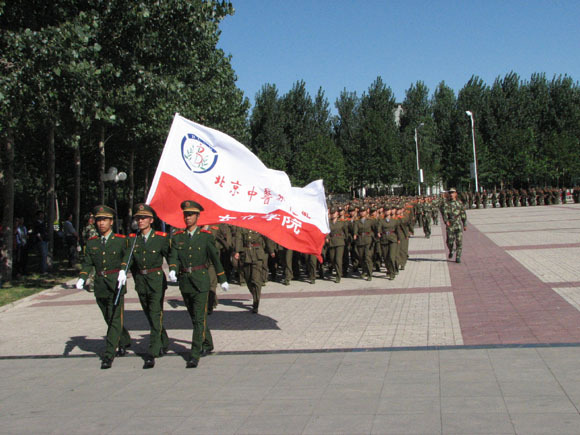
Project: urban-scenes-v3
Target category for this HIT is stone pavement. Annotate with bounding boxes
[1,204,580,434]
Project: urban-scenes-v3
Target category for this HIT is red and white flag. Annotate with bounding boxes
[146,114,329,259]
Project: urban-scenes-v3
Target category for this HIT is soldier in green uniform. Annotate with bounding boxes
[127,204,170,369]
[443,188,467,263]
[202,223,232,314]
[168,201,229,368]
[353,207,376,281]
[327,207,348,283]
[377,205,399,280]
[76,205,131,369]
[80,212,98,291]
[234,228,266,313]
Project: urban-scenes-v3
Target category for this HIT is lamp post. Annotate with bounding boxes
[102,167,127,233]
[465,111,479,193]
[414,122,425,195]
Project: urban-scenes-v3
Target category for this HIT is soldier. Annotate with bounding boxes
[234,228,265,313]
[420,198,432,238]
[75,205,131,369]
[377,205,399,280]
[168,201,229,369]
[431,197,440,225]
[80,213,98,291]
[327,207,348,283]
[352,206,376,281]
[128,204,170,369]
[202,223,232,314]
[443,188,467,263]
[282,247,294,285]
[396,205,412,271]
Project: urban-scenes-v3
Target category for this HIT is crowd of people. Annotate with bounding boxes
[2,184,578,369]
[459,186,580,209]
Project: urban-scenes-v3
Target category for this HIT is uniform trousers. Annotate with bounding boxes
[96,293,131,360]
[181,290,212,359]
[327,246,344,278]
[244,261,263,309]
[137,285,169,357]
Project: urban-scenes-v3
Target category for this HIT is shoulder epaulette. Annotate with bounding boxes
[115,234,126,238]
[211,226,219,230]
[201,229,212,234]
[89,235,99,240]
[129,233,137,238]
[155,231,167,237]
[173,230,185,235]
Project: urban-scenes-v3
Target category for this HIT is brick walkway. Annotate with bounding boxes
[2,205,580,434]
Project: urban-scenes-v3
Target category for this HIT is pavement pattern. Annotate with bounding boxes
[1,204,580,434]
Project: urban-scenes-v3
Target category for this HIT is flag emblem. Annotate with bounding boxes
[181,133,218,174]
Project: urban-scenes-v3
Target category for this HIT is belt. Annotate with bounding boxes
[96,268,120,277]
[181,265,207,273]
[246,243,261,248]
[362,232,372,236]
[137,267,162,275]
[331,234,344,237]
[382,231,392,235]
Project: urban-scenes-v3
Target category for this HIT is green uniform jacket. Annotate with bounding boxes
[235,228,266,263]
[79,233,128,298]
[444,200,467,230]
[328,220,348,247]
[128,230,170,293]
[377,218,399,244]
[353,218,376,246]
[168,229,226,294]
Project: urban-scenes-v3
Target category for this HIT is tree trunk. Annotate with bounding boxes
[98,124,105,203]
[1,128,15,282]
[73,136,81,234]
[47,124,56,271]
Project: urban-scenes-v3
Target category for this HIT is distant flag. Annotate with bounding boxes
[146,114,329,260]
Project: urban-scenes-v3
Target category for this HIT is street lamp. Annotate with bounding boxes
[414,122,425,195]
[465,111,479,193]
[102,167,127,233]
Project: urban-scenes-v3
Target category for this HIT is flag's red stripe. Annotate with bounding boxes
[149,172,326,259]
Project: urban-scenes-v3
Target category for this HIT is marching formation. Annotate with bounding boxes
[75,190,472,370]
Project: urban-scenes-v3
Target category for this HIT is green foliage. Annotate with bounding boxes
[1,0,248,216]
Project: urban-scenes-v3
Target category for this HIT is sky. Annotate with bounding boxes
[217,0,580,112]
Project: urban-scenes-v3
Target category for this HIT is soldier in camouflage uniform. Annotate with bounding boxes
[443,188,467,263]
[419,198,432,238]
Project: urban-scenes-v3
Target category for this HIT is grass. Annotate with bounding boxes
[0,255,79,307]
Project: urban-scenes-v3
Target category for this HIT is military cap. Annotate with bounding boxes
[133,203,155,218]
[93,205,115,219]
[329,207,338,214]
[449,188,457,193]
[181,200,204,213]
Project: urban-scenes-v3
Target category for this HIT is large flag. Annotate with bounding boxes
[146,114,329,259]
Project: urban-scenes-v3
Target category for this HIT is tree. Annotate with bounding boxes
[250,83,287,170]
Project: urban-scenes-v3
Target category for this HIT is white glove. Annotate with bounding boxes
[75,278,85,290]
[220,281,229,292]
[168,270,177,282]
[117,270,127,287]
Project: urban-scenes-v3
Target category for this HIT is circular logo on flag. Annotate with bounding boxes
[181,133,218,174]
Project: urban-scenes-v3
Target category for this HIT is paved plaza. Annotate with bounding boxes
[1,205,580,434]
